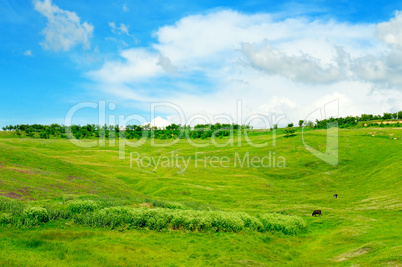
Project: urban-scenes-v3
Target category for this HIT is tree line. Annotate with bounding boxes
[311,111,402,129]
[2,111,401,139]
[1,123,251,140]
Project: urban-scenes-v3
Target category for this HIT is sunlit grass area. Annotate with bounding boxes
[0,128,401,265]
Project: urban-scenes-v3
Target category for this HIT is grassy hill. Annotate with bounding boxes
[0,127,401,266]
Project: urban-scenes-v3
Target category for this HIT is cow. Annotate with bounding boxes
[333,194,338,199]
[312,210,322,216]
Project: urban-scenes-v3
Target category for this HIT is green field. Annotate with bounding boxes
[0,127,401,266]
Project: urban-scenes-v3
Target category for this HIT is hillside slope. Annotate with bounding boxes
[0,128,401,265]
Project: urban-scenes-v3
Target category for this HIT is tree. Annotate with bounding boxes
[382,113,392,120]
[273,124,278,129]
[166,124,180,131]
[284,127,296,137]
[306,121,314,128]
[298,120,304,127]
[39,128,50,139]
[287,123,294,127]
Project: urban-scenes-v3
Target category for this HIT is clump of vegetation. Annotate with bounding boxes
[284,127,296,137]
[0,213,13,225]
[144,198,185,210]
[258,213,307,235]
[0,197,307,235]
[72,207,307,235]
[21,207,49,226]
[68,200,99,214]
[0,196,25,215]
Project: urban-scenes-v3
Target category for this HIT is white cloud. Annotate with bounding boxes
[154,11,378,65]
[241,42,345,84]
[24,50,32,56]
[109,22,131,36]
[34,0,94,52]
[87,48,163,92]
[119,24,129,35]
[88,10,402,126]
[148,116,171,128]
[376,11,402,47]
[154,11,272,63]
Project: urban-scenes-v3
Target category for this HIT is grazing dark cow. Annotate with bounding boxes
[312,210,322,216]
[333,194,338,199]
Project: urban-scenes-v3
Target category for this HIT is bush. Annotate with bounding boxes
[258,213,307,235]
[170,210,212,231]
[0,213,13,225]
[284,127,296,137]
[0,197,25,215]
[211,211,244,232]
[68,200,99,214]
[21,207,49,226]
[71,207,306,234]
[238,212,264,231]
[144,198,185,210]
[75,206,131,229]
[45,205,71,220]
[0,197,308,235]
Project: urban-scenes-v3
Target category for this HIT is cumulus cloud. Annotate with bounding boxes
[87,49,162,85]
[88,10,402,125]
[148,116,171,128]
[347,11,402,86]
[154,11,377,65]
[34,0,93,52]
[376,11,402,47]
[154,11,271,63]
[241,42,345,84]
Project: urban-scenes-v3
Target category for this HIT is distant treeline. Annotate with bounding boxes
[1,123,251,140]
[313,111,402,129]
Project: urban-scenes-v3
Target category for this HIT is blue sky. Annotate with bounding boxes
[1,0,402,128]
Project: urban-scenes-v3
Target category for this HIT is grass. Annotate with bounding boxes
[0,197,307,234]
[0,127,401,265]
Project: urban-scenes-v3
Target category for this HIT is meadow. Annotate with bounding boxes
[0,127,401,266]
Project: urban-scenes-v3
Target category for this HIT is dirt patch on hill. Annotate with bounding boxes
[10,167,36,175]
[0,164,36,175]
[333,247,371,262]
[17,186,34,195]
[366,120,402,126]
[67,176,84,180]
[0,191,23,199]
